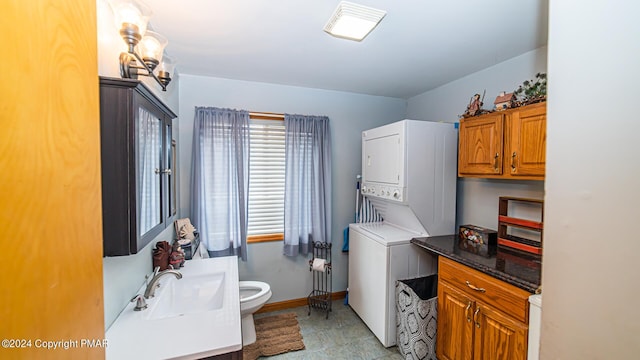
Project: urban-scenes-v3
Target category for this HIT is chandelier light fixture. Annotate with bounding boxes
[109,0,174,91]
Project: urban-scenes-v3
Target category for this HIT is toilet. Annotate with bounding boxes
[239,281,272,345]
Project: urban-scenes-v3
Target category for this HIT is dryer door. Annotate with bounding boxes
[363,133,401,185]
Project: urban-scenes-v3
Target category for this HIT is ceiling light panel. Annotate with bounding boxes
[324,1,387,41]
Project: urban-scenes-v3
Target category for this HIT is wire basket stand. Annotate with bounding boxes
[307,241,332,319]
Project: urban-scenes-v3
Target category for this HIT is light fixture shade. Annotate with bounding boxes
[158,55,176,75]
[137,31,168,66]
[109,0,152,36]
[324,1,386,41]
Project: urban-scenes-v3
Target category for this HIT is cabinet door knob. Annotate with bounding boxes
[155,168,161,174]
[465,301,473,323]
[474,307,481,328]
[511,151,517,171]
[494,153,500,171]
[465,280,486,293]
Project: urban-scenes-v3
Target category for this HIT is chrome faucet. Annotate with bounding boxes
[144,266,183,299]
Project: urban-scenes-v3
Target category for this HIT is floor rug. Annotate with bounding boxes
[243,312,305,360]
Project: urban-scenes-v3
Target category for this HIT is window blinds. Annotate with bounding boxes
[247,119,286,237]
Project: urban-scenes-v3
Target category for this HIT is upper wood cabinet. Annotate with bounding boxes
[458,102,546,180]
[99,77,177,256]
[458,112,504,176]
[509,104,546,177]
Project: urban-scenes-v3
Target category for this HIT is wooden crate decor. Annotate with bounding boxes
[458,225,498,257]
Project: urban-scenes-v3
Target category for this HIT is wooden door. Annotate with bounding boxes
[458,113,504,175]
[472,302,528,360]
[509,104,546,176]
[437,281,474,360]
[0,1,104,359]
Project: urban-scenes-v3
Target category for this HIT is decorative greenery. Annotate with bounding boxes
[514,72,547,104]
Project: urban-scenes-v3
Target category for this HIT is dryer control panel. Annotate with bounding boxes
[361,182,405,202]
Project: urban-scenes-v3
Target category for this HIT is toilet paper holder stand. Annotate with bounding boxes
[307,240,332,319]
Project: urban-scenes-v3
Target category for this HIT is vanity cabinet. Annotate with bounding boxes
[458,102,546,180]
[437,257,530,360]
[99,77,177,256]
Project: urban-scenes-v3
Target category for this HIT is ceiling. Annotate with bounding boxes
[147,0,548,99]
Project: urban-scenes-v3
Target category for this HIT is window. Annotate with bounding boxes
[247,114,285,242]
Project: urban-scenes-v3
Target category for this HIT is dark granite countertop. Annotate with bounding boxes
[411,235,541,293]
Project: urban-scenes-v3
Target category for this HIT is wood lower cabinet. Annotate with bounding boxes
[458,102,546,180]
[437,257,530,360]
[473,301,528,360]
[438,281,474,360]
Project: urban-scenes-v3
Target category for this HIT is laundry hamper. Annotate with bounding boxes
[395,275,438,360]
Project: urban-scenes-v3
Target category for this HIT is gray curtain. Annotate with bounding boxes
[283,114,332,256]
[191,107,250,261]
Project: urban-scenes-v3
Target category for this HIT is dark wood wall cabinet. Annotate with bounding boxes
[458,102,546,180]
[100,77,177,256]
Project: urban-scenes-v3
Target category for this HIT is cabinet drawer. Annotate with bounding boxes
[439,257,531,322]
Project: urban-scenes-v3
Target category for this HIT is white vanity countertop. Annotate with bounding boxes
[106,256,241,360]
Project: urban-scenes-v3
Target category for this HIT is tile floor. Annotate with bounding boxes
[254,299,404,359]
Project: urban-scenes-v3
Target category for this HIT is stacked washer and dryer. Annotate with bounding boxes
[348,120,457,347]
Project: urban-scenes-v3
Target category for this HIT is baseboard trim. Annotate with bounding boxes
[256,290,347,314]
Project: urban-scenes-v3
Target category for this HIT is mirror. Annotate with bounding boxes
[137,107,163,237]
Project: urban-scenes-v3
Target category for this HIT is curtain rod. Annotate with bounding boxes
[249,111,284,120]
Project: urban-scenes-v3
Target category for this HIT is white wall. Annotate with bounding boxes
[97,0,181,329]
[407,47,547,230]
[541,1,640,358]
[178,74,406,302]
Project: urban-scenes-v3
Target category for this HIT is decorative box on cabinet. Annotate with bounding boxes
[458,102,546,180]
[437,256,531,360]
[100,77,177,256]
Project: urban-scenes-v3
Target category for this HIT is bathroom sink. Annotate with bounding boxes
[106,257,242,360]
[143,272,226,320]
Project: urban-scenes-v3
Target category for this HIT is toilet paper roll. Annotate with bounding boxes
[312,258,326,272]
